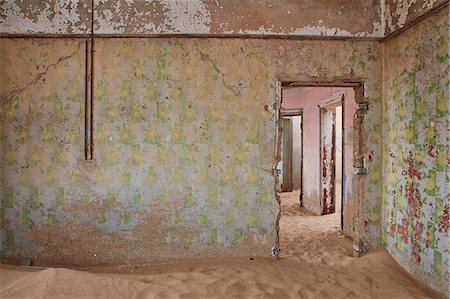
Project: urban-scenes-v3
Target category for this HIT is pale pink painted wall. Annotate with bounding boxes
[292,116,302,190]
[282,87,356,218]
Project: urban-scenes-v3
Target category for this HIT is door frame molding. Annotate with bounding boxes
[319,103,338,215]
[274,78,369,256]
[318,92,345,222]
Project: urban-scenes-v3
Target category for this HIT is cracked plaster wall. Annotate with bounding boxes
[1,0,383,37]
[0,38,382,265]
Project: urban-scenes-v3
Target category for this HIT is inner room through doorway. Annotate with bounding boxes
[277,85,357,257]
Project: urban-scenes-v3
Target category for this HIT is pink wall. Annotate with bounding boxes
[282,87,356,220]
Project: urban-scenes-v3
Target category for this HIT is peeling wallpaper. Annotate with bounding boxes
[0,38,382,265]
[1,0,383,37]
[382,8,449,294]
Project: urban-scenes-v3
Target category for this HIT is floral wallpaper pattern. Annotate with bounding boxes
[382,8,448,291]
[0,37,382,265]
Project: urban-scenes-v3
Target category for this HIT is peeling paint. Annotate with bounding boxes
[95,0,211,34]
[0,1,90,34]
[222,23,384,38]
[162,0,211,33]
[384,0,446,34]
[1,0,383,37]
[321,107,336,215]
[1,0,444,37]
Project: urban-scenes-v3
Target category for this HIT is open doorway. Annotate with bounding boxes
[276,112,302,195]
[319,96,343,222]
[276,83,361,258]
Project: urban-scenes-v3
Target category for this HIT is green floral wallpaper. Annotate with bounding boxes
[382,8,448,291]
[0,38,382,265]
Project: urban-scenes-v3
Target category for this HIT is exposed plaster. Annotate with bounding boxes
[383,0,443,34]
[1,0,443,37]
[381,0,387,36]
[163,0,211,33]
[273,23,383,38]
[1,0,383,37]
[95,0,211,34]
[386,0,418,32]
[0,1,89,34]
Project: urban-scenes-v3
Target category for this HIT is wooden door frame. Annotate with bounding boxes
[274,78,369,256]
[319,105,337,215]
[318,93,344,222]
[281,117,293,192]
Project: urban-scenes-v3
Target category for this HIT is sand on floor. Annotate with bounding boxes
[0,190,437,299]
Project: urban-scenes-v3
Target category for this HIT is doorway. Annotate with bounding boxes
[274,80,369,258]
[276,112,303,198]
[275,83,360,255]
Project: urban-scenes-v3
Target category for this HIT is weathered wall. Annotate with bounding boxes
[2,0,448,38]
[281,87,360,237]
[0,38,382,265]
[383,0,448,35]
[0,1,92,34]
[1,0,383,37]
[382,8,449,295]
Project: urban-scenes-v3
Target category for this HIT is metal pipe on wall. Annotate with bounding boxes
[83,0,95,160]
[89,0,95,160]
[84,40,89,160]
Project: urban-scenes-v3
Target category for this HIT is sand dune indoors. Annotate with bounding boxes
[0,191,435,299]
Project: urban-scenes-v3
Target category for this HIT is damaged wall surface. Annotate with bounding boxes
[2,0,447,38]
[382,8,449,294]
[0,1,92,35]
[1,0,383,37]
[0,38,382,265]
[383,0,448,35]
[0,0,448,296]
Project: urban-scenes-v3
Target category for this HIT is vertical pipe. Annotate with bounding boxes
[89,0,95,160]
[90,39,94,159]
[84,40,89,160]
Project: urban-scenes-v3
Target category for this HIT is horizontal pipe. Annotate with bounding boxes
[281,81,363,88]
[0,33,382,42]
